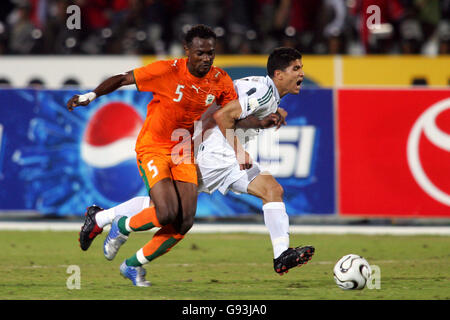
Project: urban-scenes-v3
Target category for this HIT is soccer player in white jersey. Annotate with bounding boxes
[78,47,314,278]
[198,47,314,275]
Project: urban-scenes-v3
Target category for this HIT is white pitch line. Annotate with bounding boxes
[0,222,449,235]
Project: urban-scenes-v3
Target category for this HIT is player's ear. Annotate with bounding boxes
[273,69,283,81]
[183,42,190,56]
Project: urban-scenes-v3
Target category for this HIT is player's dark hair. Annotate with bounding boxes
[184,24,217,47]
[267,47,302,78]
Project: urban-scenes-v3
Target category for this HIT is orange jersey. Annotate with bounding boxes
[133,58,237,156]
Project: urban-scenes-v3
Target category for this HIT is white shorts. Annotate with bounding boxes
[196,143,261,195]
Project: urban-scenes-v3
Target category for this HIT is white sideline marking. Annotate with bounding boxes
[0,222,449,235]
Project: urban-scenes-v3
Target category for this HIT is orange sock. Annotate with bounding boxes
[128,205,162,231]
[126,224,184,265]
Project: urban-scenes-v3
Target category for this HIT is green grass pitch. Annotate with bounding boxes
[0,230,448,300]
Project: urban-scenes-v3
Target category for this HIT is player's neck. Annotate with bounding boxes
[272,78,288,98]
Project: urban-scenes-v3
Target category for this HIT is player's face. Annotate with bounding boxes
[185,37,216,78]
[279,59,304,95]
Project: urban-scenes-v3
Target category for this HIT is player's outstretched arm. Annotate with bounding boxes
[67,71,135,111]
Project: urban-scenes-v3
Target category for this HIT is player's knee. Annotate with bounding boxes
[273,183,284,199]
[263,182,284,203]
[181,205,197,234]
[179,219,194,235]
[155,203,179,226]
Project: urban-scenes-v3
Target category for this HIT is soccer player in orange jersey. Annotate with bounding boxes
[67,25,246,286]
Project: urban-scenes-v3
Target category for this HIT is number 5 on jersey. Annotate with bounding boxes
[173,84,185,102]
[147,160,159,178]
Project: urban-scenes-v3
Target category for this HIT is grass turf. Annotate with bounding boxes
[0,230,448,300]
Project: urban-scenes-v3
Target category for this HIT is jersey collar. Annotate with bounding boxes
[265,76,280,105]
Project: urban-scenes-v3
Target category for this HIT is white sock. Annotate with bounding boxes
[263,202,290,259]
[95,208,115,228]
[95,196,150,228]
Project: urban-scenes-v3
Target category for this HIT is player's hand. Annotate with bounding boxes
[67,94,91,111]
[275,107,288,130]
[259,108,288,130]
[238,150,253,170]
[259,113,280,129]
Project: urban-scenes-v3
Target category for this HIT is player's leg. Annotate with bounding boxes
[103,153,182,261]
[95,196,151,228]
[80,195,156,251]
[79,196,152,251]
[78,155,160,251]
[199,158,290,267]
[121,180,197,266]
[244,172,290,258]
[93,180,193,229]
[124,223,184,266]
[117,154,182,234]
[118,167,198,286]
[123,181,196,265]
[104,178,181,260]
[105,179,185,286]
[242,172,315,274]
[108,159,196,239]
[117,221,184,286]
[172,180,198,235]
[128,178,180,229]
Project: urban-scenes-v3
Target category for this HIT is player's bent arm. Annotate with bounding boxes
[213,100,252,169]
[236,114,280,129]
[67,71,135,111]
[213,99,242,131]
[235,115,263,129]
[236,107,288,130]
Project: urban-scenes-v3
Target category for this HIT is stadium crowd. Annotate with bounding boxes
[0,0,449,56]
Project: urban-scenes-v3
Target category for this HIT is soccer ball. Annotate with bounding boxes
[333,254,372,290]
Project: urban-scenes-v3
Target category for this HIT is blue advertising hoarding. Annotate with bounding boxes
[0,88,335,216]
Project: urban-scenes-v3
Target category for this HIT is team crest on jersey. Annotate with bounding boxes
[205,94,215,105]
[248,97,259,111]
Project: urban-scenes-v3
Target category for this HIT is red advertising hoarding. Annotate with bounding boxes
[338,89,450,217]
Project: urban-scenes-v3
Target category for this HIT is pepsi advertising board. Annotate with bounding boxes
[338,89,450,217]
[0,88,336,217]
[0,89,152,214]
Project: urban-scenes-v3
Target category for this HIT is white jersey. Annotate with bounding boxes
[194,75,280,157]
[194,75,281,195]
